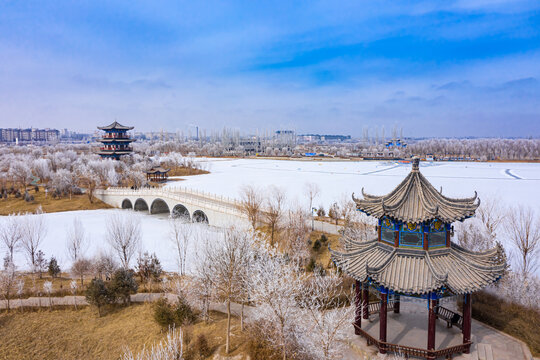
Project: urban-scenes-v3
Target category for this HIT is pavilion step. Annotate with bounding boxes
[477,343,494,360]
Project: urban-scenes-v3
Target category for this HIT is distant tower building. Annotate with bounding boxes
[97,121,135,159]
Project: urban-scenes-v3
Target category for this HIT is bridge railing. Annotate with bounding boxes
[95,187,245,217]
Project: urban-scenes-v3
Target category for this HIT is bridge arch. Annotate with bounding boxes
[151,198,170,215]
[134,198,149,212]
[172,204,190,221]
[193,210,209,224]
[122,199,133,209]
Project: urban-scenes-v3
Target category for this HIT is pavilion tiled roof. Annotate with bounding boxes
[97,121,134,130]
[146,167,170,174]
[353,158,480,224]
[331,238,506,295]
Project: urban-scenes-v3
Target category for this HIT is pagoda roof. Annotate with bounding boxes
[97,121,134,130]
[331,238,506,295]
[353,157,479,223]
[146,167,170,174]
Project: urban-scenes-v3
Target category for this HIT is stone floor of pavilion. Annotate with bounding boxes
[343,296,532,360]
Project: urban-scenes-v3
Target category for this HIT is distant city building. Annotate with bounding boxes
[385,138,407,148]
[97,121,135,159]
[0,128,59,143]
[298,134,351,143]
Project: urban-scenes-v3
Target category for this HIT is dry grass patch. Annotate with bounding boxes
[309,231,340,268]
[471,291,540,356]
[0,188,111,215]
[0,303,164,360]
[168,166,209,177]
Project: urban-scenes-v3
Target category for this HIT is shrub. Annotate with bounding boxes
[153,298,176,328]
[193,334,211,358]
[109,269,138,305]
[48,257,61,278]
[306,258,316,272]
[153,297,197,328]
[312,239,321,251]
[85,278,111,316]
[320,234,328,243]
[174,297,196,325]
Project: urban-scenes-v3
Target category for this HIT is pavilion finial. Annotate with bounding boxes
[412,156,420,172]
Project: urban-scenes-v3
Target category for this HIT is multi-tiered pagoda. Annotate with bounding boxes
[331,157,506,359]
[97,121,135,159]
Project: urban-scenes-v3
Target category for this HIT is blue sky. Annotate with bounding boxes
[0,1,539,137]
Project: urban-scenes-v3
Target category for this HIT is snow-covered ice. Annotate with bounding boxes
[166,158,540,213]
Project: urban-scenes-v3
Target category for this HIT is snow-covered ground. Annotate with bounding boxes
[0,209,223,273]
[167,158,540,213]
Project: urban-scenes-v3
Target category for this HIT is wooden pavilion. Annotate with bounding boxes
[331,157,506,359]
[146,167,170,182]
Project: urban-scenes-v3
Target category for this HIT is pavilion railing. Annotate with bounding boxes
[353,324,471,360]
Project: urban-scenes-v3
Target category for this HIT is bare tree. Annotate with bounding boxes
[264,186,286,246]
[66,217,87,263]
[328,203,340,225]
[239,185,263,230]
[20,211,47,273]
[0,213,22,263]
[106,213,142,269]
[305,182,320,230]
[300,272,354,360]
[506,205,540,277]
[169,218,191,276]
[203,227,255,354]
[282,208,310,267]
[0,262,18,312]
[476,196,504,242]
[71,258,93,286]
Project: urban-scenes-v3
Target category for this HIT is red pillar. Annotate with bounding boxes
[393,294,400,313]
[354,280,362,334]
[428,294,437,351]
[362,282,369,319]
[379,288,388,354]
[463,293,472,353]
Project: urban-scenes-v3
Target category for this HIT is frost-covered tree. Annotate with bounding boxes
[0,262,18,312]
[43,281,53,308]
[202,227,255,354]
[249,244,305,360]
[300,272,354,360]
[0,213,23,263]
[106,213,142,269]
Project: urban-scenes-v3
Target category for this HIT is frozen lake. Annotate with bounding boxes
[1,209,223,273]
[167,158,540,213]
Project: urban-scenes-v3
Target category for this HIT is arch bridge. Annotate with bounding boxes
[95,187,247,227]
